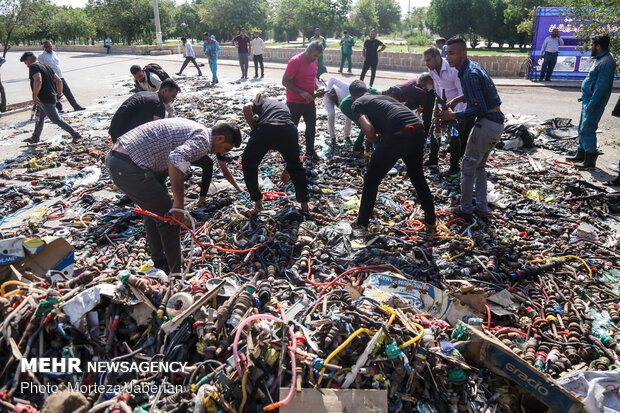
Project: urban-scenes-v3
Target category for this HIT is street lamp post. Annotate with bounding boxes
[153,0,163,46]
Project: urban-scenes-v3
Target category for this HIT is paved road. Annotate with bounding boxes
[1,50,618,180]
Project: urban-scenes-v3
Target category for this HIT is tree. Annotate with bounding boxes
[350,0,378,37]
[375,0,400,34]
[428,0,488,47]
[563,1,620,69]
[174,3,201,40]
[198,0,268,41]
[0,0,49,56]
[272,0,299,42]
[51,6,95,44]
[295,0,334,43]
[406,6,428,35]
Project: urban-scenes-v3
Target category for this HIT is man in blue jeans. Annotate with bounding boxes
[539,29,563,81]
[20,52,83,144]
[438,37,504,221]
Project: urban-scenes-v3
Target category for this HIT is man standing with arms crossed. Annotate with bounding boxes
[438,37,504,221]
[282,40,325,160]
[539,28,563,82]
[20,52,83,144]
[338,30,355,74]
[38,41,85,113]
[233,28,251,79]
[360,29,386,87]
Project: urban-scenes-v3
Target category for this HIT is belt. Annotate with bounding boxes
[487,106,501,113]
[401,124,423,132]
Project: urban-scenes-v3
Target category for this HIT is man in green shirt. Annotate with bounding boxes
[312,28,327,80]
[339,30,355,74]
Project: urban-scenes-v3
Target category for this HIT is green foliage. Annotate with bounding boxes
[405,6,428,35]
[563,1,619,70]
[173,3,202,40]
[406,33,433,49]
[50,6,95,43]
[0,0,50,55]
[350,0,400,37]
[197,0,268,41]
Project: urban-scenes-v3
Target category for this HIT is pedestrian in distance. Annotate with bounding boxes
[539,28,564,81]
[104,36,111,54]
[437,37,505,221]
[282,40,326,160]
[38,41,85,113]
[233,28,251,79]
[360,29,386,87]
[19,52,83,145]
[348,80,436,229]
[203,33,221,84]
[338,30,355,74]
[176,37,202,76]
[566,35,615,170]
[251,31,265,79]
[105,119,241,274]
[436,37,447,58]
[311,28,327,80]
[242,93,310,214]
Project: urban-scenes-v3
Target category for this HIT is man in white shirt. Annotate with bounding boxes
[539,29,564,81]
[423,46,473,175]
[251,31,265,78]
[176,37,202,76]
[322,77,352,144]
[38,41,85,113]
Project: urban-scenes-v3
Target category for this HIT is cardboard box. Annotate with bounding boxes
[280,388,387,413]
[0,236,74,282]
[464,326,584,413]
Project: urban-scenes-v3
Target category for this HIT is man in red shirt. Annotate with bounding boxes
[282,40,325,160]
[233,28,251,79]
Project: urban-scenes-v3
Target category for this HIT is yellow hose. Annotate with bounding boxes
[1,281,31,297]
[380,305,425,348]
[524,255,592,278]
[437,236,475,260]
[239,369,248,412]
[317,328,375,386]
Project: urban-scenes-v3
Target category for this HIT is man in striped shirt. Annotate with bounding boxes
[105,118,241,273]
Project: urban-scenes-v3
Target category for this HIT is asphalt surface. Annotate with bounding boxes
[0,50,618,182]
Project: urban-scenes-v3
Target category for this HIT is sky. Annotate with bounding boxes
[54,0,432,15]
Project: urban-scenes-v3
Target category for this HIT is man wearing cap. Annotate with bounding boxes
[349,80,436,228]
[203,33,221,84]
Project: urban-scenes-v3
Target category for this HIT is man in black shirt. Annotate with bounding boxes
[242,94,309,214]
[108,78,180,142]
[349,80,436,228]
[20,52,83,144]
[386,74,435,145]
[360,30,386,87]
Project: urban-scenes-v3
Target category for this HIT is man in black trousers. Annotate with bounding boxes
[349,80,436,228]
[242,94,309,214]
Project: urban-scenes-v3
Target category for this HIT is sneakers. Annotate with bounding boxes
[23,137,40,145]
[175,72,182,75]
[74,106,86,112]
[448,206,473,221]
[566,148,584,162]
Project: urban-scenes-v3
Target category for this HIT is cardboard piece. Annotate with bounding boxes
[463,325,584,413]
[363,273,478,326]
[0,237,74,281]
[280,388,387,413]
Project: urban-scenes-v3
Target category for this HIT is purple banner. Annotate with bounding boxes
[530,7,618,80]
